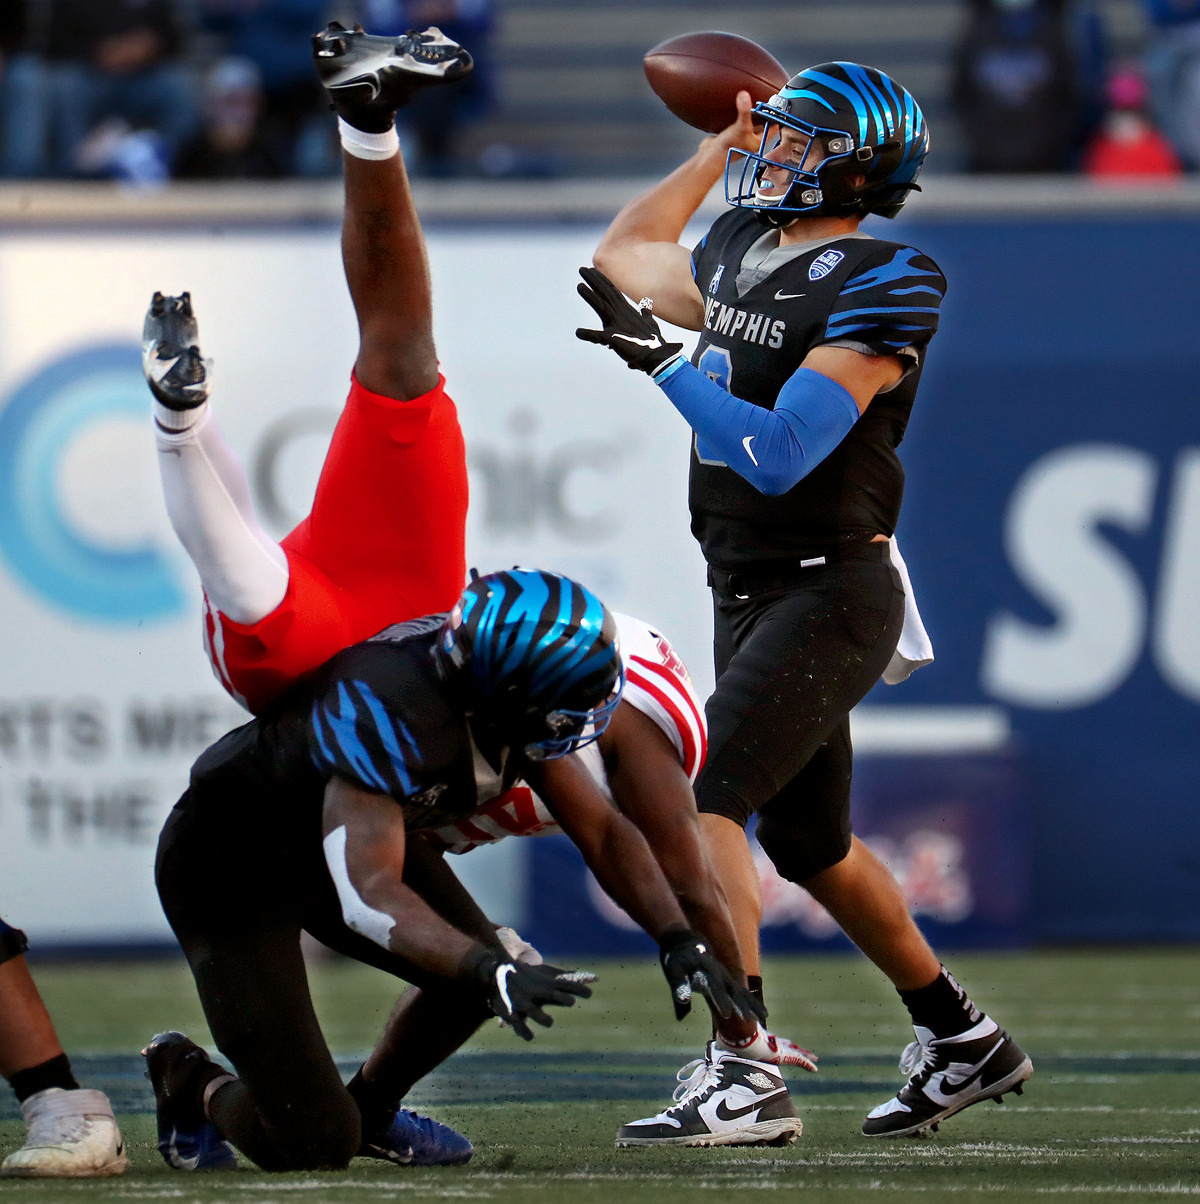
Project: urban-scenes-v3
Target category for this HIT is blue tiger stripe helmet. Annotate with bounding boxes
[436,568,624,761]
[726,62,929,224]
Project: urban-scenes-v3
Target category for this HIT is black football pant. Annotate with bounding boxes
[696,541,905,883]
[155,788,490,1171]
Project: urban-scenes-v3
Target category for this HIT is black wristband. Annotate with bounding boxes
[458,945,502,984]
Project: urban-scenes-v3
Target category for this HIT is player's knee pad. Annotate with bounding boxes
[0,918,30,967]
[755,811,851,885]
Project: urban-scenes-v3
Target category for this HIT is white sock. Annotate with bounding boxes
[338,117,400,160]
[154,398,208,433]
[156,409,289,623]
[716,1027,774,1063]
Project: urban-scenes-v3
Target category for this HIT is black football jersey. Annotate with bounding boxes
[187,614,489,833]
[688,210,946,570]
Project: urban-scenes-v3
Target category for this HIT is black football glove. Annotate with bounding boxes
[575,266,684,376]
[658,927,768,1024]
[462,948,596,1041]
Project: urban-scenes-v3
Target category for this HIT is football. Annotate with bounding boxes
[643,31,789,134]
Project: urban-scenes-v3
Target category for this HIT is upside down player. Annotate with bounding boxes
[146,27,472,718]
[142,22,770,1169]
[577,62,1033,1143]
[145,568,763,1173]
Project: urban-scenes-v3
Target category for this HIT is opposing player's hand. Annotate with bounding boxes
[760,1028,820,1073]
[575,266,684,377]
[463,948,596,1041]
[658,927,768,1024]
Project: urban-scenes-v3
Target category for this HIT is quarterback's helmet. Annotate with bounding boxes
[437,568,624,760]
[726,61,929,224]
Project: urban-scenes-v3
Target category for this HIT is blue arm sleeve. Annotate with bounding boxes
[654,358,861,496]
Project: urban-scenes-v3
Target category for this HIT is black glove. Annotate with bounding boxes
[575,266,684,376]
[462,948,596,1041]
[658,927,768,1024]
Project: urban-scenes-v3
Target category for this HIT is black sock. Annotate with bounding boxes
[712,975,766,1044]
[747,975,765,1013]
[898,966,983,1040]
[8,1054,79,1103]
[346,1067,398,1135]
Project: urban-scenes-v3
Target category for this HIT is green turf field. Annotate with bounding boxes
[2,948,1197,1202]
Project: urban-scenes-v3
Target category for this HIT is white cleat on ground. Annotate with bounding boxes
[0,1087,128,1178]
[616,1042,803,1148]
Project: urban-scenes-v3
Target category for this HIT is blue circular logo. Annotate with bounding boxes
[0,344,183,623]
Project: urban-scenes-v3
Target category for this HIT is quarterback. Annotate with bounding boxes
[579,60,1032,1144]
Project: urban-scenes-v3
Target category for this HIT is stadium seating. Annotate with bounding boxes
[454,0,1150,178]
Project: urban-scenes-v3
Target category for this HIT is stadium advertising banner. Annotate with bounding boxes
[884,212,1200,943]
[0,215,1195,949]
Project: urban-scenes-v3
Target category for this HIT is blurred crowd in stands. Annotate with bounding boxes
[0,0,1197,183]
[0,0,494,181]
[952,0,1195,179]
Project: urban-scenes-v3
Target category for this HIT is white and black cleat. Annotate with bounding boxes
[143,292,209,411]
[615,1043,802,1148]
[862,1018,1033,1138]
[0,1089,128,1178]
[312,22,473,111]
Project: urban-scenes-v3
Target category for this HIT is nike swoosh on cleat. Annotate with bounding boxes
[713,1091,786,1122]
[168,1130,200,1172]
[939,1040,1005,1096]
[742,435,758,466]
[363,1142,414,1165]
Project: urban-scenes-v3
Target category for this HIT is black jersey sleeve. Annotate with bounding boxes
[822,245,946,357]
[307,677,423,799]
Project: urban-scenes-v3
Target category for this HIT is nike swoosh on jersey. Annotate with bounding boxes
[742,435,759,466]
[774,290,806,301]
[714,1091,787,1122]
[938,1040,1004,1097]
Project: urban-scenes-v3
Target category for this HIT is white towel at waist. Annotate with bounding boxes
[883,535,934,685]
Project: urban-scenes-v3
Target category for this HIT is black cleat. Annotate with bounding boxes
[143,292,209,411]
[141,1031,236,1171]
[312,22,472,115]
[862,1018,1033,1138]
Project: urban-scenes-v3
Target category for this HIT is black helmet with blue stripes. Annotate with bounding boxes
[726,61,929,225]
[437,568,624,761]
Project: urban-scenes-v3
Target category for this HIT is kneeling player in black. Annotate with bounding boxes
[578,62,1031,1143]
[145,569,759,1172]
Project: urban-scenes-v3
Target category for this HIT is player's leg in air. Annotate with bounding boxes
[141,24,476,1172]
[0,919,126,1178]
[144,24,470,715]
